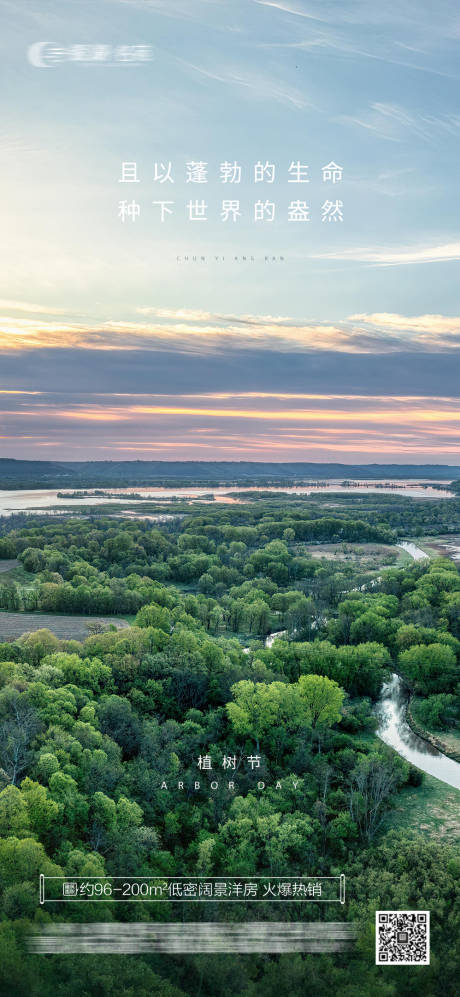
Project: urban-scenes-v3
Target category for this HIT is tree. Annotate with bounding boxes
[336,643,391,699]
[88,791,117,851]
[297,674,344,730]
[286,594,314,638]
[0,785,30,837]
[399,642,458,695]
[227,680,309,750]
[0,836,61,891]
[246,598,272,635]
[19,547,46,573]
[17,628,59,665]
[350,610,396,647]
[20,777,60,839]
[48,772,88,831]
[0,689,41,785]
[414,693,458,730]
[42,652,112,693]
[348,754,401,841]
[135,602,171,632]
[97,695,141,757]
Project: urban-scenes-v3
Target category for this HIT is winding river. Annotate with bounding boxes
[262,632,460,790]
[376,674,460,790]
[1,487,458,789]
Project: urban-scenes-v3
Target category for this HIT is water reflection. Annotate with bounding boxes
[0,480,454,518]
[265,630,288,649]
[396,541,429,562]
[376,674,460,790]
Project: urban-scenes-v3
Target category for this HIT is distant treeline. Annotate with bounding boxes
[1,457,460,489]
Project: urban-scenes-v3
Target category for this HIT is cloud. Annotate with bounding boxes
[350,313,460,336]
[340,102,460,142]
[2,306,460,357]
[0,300,68,315]
[254,2,460,81]
[254,0,324,20]
[1,388,459,461]
[136,307,216,321]
[2,346,460,403]
[135,307,294,325]
[339,103,436,142]
[262,34,459,81]
[0,314,342,354]
[254,0,460,38]
[176,57,310,108]
[312,242,460,266]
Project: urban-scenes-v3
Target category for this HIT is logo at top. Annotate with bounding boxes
[27,42,153,68]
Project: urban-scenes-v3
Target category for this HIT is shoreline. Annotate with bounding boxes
[405,692,460,765]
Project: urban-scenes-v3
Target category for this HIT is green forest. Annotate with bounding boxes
[0,496,459,996]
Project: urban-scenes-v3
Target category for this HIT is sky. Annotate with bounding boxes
[0,0,459,463]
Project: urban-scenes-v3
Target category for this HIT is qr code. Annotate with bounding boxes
[376,911,429,965]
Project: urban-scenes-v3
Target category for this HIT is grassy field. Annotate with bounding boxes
[364,727,460,843]
[0,559,20,573]
[385,773,460,843]
[303,542,404,565]
[436,730,460,757]
[0,611,130,641]
[0,558,35,585]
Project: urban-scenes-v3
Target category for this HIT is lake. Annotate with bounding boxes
[0,479,454,518]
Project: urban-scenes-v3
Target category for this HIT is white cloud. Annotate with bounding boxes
[312,242,460,266]
[349,312,460,335]
[0,299,67,315]
[177,57,310,108]
[254,0,324,20]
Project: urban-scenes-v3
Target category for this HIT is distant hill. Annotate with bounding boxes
[0,458,460,489]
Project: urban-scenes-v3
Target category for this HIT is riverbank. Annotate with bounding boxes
[406,695,460,764]
[384,771,460,842]
[396,541,429,561]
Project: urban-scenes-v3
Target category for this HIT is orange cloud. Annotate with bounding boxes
[1,308,460,355]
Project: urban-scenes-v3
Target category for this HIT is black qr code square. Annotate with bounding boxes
[376,911,430,965]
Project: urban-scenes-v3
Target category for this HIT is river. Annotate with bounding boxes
[265,630,288,649]
[376,674,460,790]
[1,485,458,787]
[396,541,429,562]
[247,630,460,789]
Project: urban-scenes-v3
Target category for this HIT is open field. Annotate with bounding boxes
[384,773,460,843]
[303,541,405,565]
[0,611,130,641]
[0,559,20,572]
[0,558,35,584]
[436,730,460,757]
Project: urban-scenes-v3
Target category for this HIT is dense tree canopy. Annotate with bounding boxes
[0,501,458,995]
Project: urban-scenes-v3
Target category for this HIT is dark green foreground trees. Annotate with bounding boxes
[0,508,459,996]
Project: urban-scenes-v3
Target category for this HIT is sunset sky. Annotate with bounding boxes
[1,0,459,462]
